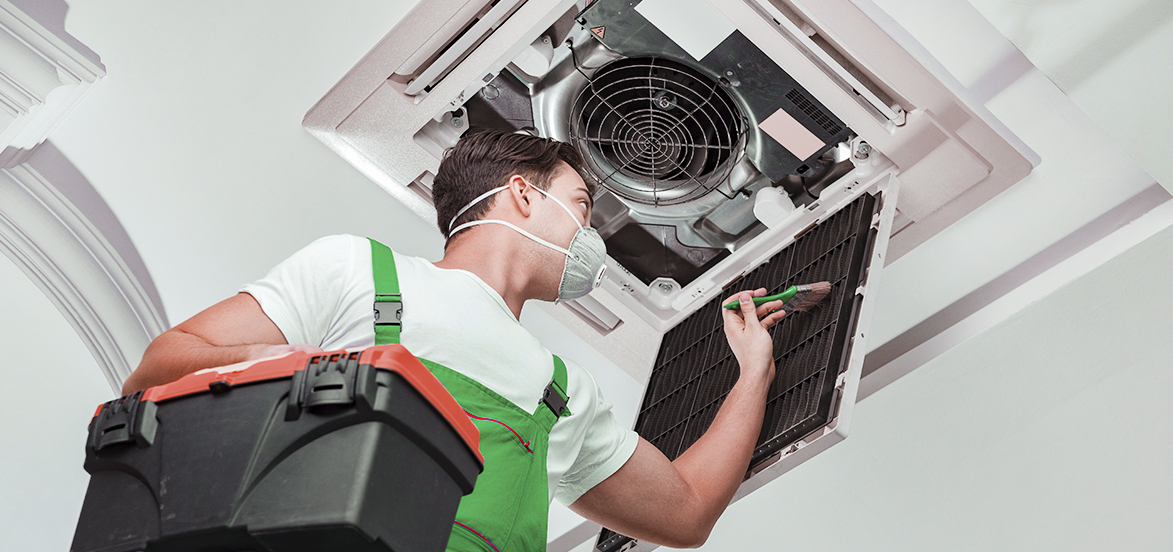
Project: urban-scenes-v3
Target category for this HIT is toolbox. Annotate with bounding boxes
[71,345,483,552]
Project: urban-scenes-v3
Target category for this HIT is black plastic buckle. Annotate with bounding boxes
[374,294,402,326]
[88,391,159,452]
[541,382,568,418]
[285,352,376,420]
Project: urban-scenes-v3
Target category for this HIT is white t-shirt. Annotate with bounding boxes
[241,234,638,505]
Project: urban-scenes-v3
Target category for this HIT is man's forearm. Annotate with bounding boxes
[670,365,772,539]
[122,330,272,395]
[121,292,296,395]
[568,368,773,549]
[568,291,783,548]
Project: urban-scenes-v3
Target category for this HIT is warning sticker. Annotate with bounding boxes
[590,26,606,40]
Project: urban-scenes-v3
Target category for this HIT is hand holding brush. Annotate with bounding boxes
[721,282,831,313]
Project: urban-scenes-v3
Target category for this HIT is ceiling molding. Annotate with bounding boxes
[0,0,105,151]
[0,142,168,394]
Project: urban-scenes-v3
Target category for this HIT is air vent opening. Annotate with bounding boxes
[570,57,747,206]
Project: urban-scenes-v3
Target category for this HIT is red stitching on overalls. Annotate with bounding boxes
[454,520,500,552]
[464,410,533,453]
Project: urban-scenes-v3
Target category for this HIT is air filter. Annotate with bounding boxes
[596,191,879,552]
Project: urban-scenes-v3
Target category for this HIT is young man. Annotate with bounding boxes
[124,130,788,550]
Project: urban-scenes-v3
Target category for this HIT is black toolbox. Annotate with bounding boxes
[71,345,483,552]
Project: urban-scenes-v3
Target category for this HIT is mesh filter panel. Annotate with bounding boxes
[596,193,879,552]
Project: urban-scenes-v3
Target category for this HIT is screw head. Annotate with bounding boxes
[658,282,673,293]
[451,117,463,128]
[652,91,677,110]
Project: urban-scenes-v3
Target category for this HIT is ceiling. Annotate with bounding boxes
[1,0,1170,550]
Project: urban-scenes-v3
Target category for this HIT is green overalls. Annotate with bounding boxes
[369,238,571,552]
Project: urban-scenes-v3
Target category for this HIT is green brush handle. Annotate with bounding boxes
[722,285,798,310]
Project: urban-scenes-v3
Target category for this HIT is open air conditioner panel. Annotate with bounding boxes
[460,4,859,291]
[441,0,870,323]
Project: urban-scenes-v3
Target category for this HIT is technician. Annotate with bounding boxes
[123,130,789,550]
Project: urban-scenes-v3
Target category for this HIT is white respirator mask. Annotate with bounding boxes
[448,182,607,302]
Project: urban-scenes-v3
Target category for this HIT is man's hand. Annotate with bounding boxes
[722,288,786,385]
[569,289,784,547]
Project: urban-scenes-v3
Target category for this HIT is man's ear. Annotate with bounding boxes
[505,174,535,218]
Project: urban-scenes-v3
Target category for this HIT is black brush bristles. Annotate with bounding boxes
[780,281,831,313]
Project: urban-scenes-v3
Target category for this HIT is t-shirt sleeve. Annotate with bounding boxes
[549,360,639,506]
[239,235,364,347]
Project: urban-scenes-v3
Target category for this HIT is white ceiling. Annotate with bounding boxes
[1,0,1170,550]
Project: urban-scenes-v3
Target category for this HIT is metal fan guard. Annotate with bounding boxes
[569,57,747,206]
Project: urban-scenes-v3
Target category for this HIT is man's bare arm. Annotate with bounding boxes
[570,289,784,548]
[122,292,319,395]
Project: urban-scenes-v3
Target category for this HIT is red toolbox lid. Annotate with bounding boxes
[124,345,483,465]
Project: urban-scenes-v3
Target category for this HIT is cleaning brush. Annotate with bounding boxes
[722,282,832,312]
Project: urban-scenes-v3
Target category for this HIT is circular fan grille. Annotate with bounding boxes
[570,57,746,206]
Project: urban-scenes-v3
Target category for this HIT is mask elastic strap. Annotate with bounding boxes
[530,185,583,228]
[448,185,510,234]
[450,220,575,258]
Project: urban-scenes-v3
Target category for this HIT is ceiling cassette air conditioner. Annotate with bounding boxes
[304,0,1033,549]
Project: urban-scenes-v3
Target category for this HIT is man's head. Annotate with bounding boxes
[433,130,595,245]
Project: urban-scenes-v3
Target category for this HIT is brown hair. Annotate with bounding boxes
[433,130,593,244]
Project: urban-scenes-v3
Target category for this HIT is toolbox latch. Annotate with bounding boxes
[88,391,159,452]
[286,352,376,420]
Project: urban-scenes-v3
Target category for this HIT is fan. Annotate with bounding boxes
[569,57,747,206]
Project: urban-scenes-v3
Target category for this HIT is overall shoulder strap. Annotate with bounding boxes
[539,355,571,424]
[369,238,401,345]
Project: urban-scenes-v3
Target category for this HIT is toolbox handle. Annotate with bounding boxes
[88,391,159,452]
[285,352,377,421]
